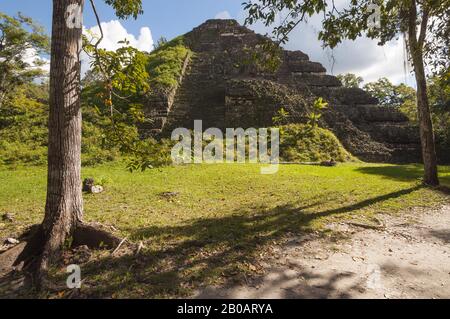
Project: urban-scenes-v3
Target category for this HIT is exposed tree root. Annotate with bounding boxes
[72,222,121,249]
[0,242,28,276]
[0,222,123,292]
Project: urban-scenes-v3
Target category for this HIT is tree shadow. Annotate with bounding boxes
[68,185,422,298]
[355,165,450,188]
[195,268,365,299]
[427,229,450,244]
[355,165,424,182]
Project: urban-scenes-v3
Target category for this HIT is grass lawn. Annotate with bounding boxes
[0,162,449,298]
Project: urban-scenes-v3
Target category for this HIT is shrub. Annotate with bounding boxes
[0,83,121,167]
[0,85,48,165]
[279,124,354,163]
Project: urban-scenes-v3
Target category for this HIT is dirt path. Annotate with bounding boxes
[195,205,450,299]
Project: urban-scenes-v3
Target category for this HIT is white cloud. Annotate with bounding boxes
[283,21,414,86]
[81,20,154,76]
[22,48,50,74]
[84,20,154,52]
[215,11,232,20]
[237,9,415,86]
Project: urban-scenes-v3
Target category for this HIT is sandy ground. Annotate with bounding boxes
[195,205,450,299]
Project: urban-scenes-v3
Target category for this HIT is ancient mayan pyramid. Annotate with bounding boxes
[143,19,421,163]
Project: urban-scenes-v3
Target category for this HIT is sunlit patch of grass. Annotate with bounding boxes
[0,162,449,298]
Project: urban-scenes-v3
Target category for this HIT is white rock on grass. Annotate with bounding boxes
[5,238,20,245]
[91,185,104,194]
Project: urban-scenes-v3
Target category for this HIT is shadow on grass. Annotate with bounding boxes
[71,185,422,298]
[355,165,450,189]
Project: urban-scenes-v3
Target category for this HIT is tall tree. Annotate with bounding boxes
[3,0,144,287]
[244,0,449,185]
[39,0,86,280]
[363,77,416,108]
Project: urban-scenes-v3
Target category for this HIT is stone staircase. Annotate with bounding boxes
[274,50,421,162]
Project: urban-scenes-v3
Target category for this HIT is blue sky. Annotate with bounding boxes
[0,0,243,41]
[1,0,413,85]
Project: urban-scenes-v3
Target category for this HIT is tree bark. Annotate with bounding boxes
[40,0,85,272]
[411,53,439,185]
[407,1,439,186]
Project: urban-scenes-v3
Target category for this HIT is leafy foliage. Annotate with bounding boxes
[363,77,416,108]
[0,83,48,165]
[425,75,450,160]
[154,36,168,50]
[103,0,143,19]
[84,37,150,97]
[363,75,450,162]
[82,31,194,171]
[243,0,449,79]
[307,97,328,128]
[337,73,363,88]
[0,12,49,107]
[243,0,326,44]
[83,26,170,171]
[125,138,174,172]
[272,107,290,126]
[0,83,120,166]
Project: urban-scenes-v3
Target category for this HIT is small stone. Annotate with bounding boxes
[2,213,14,222]
[320,159,337,167]
[5,238,20,245]
[82,178,95,192]
[91,185,104,194]
[388,248,393,252]
[159,191,180,198]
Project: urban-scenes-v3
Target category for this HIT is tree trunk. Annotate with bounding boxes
[407,1,439,186]
[411,53,439,186]
[40,0,85,272]
[0,0,122,287]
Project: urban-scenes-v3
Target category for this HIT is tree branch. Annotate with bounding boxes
[89,0,104,50]
[418,5,429,48]
[407,0,418,52]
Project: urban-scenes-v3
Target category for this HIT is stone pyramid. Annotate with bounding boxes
[143,19,421,163]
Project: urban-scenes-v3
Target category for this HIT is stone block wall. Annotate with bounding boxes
[142,19,422,163]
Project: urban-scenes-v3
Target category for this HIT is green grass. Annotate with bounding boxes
[146,36,192,92]
[0,162,449,298]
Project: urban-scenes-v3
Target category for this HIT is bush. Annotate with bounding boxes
[81,111,120,166]
[279,124,354,162]
[0,84,48,165]
[0,83,121,167]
